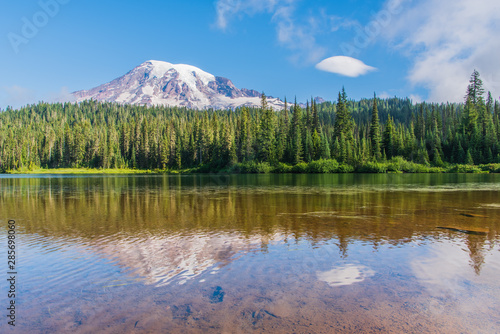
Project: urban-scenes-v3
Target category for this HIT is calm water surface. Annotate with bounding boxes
[1,174,500,333]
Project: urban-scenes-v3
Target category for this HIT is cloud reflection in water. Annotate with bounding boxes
[317,264,375,287]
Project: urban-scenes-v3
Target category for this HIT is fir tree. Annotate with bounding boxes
[312,98,319,133]
[382,115,395,159]
[312,129,321,160]
[290,100,303,164]
[319,130,331,159]
[257,97,276,163]
[465,70,485,106]
[369,93,381,160]
[466,149,474,165]
[333,87,353,142]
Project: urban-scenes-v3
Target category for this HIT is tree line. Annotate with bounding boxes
[1,70,499,172]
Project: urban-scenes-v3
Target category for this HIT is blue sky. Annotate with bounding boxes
[1,0,499,109]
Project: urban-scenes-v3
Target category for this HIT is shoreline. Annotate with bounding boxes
[4,162,500,175]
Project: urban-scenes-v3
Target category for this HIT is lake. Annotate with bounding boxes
[1,173,500,333]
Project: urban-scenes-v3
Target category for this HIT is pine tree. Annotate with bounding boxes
[369,93,381,160]
[283,97,289,129]
[238,107,252,161]
[319,130,331,159]
[304,130,313,162]
[305,101,311,130]
[432,147,444,167]
[457,140,465,163]
[484,112,497,156]
[487,91,494,114]
[257,96,276,163]
[465,70,485,106]
[382,115,395,159]
[416,140,430,165]
[415,104,425,141]
[333,87,353,142]
[276,105,288,161]
[198,111,211,164]
[466,149,474,165]
[290,100,303,164]
[495,100,499,121]
[260,92,268,111]
[311,129,321,160]
[312,98,319,133]
[464,98,478,139]
[228,129,237,166]
[63,124,72,166]
[120,123,130,160]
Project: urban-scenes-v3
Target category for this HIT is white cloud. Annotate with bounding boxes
[315,56,376,77]
[215,0,286,30]
[383,0,500,102]
[272,4,328,64]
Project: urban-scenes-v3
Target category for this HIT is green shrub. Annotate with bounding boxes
[272,162,293,173]
[232,161,273,173]
[307,159,339,173]
[291,162,308,173]
[479,164,500,173]
[423,166,445,173]
[356,161,388,173]
[447,164,484,173]
[387,156,409,172]
[336,163,354,173]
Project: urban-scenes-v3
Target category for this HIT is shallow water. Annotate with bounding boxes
[1,173,500,333]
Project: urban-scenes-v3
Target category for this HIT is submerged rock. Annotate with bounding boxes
[436,226,488,235]
[242,309,279,326]
[209,286,225,304]
[171,304,192,320]
[459,213,489,218]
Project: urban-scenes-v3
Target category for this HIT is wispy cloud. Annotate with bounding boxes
[47,87,76,104]
[214,0,335,64]
[0,86,75,109]
[215,0,286,30]
[315,56,376,77]
[408,94,423,104]
[0,85,36,108]
[383,0,500,102]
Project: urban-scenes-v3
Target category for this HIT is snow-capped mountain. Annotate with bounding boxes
[72,60,287,110]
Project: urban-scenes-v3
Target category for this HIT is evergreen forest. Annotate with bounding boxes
[1,70,500,173]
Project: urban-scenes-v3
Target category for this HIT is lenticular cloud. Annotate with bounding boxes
[315,56,376,77]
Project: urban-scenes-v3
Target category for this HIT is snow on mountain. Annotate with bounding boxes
[72,60,287,110]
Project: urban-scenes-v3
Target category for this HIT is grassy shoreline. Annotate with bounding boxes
[5,158,500,175]
[6,168,156,175]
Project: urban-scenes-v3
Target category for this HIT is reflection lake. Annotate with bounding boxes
[1,173,500,333]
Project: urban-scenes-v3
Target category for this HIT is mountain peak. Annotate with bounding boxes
[139,60,214,82]
[73,60,285,110]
